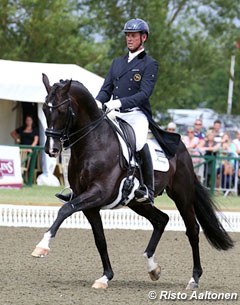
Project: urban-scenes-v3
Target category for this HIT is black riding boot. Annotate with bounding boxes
[134,143,154,204]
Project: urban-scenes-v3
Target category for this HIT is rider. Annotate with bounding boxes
[95,18,159,204]
[56,18,158,204]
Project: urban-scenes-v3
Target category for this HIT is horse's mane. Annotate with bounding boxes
[52,79,96,108]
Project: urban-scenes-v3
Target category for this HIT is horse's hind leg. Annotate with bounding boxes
[167,188,202,289]
[128,202,169,281]
[84,209,114,289]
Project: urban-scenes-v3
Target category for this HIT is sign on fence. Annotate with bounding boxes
[0,145,22,189]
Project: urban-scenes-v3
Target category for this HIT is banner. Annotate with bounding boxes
[0,145,23,189]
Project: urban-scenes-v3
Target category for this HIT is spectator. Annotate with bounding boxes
[182,126,201,150]
[10,115,39,147]
[213,119,224,143]
[194,119,205,140]
[220,133,237,155]
[232,130,240,155]
[182,126,203,175]
[200,129,220,187]
[166,122,177,133]
[217,133,238,192]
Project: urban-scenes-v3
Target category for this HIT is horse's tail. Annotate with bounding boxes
[194,176,234,250]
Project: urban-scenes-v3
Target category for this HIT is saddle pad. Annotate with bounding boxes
[111,118,169,172]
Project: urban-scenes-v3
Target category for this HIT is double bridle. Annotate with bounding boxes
[45,96,106,150]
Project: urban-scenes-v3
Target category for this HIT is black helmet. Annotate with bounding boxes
[123,18,149,36]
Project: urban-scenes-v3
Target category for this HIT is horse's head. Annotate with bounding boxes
[42,73,75,157]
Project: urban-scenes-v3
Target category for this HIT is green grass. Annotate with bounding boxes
[0,185,239,211]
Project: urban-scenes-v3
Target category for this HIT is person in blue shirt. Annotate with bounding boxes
[96,18,158,204]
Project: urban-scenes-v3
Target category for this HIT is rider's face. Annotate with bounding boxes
[125,32,146,52]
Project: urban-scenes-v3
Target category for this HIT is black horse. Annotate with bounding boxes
[32,74,233,290]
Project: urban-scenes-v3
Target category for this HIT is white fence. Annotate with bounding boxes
[0,204,240,232]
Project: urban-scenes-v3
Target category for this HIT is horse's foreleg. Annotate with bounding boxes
[32,203,75,257]
[129,202,169,281]
[32,186,104,258]
[83,209,114,289]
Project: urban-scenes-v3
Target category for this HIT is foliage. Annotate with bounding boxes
[0,0,239,114]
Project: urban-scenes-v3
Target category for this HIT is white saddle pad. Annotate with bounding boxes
[113,120,169,172]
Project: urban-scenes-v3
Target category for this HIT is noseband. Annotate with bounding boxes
[45,96,106,149]
[45,97,75,143]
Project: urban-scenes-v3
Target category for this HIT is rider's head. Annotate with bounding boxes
[123,18,149,53]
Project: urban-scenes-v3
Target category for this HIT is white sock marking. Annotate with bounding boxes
[36,231,51,250]
[143,253,158,272]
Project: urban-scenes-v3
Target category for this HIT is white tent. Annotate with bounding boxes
[0,59,104,103]
[0,59,104,185]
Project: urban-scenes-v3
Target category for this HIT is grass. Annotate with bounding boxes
[0,185,239,211]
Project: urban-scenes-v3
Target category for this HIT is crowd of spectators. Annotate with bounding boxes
[166,119,240,194]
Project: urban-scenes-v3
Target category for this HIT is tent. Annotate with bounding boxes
[0,59,104,184]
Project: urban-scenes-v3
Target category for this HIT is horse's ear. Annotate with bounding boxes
[42,73,51,94]
[61,79,72,95]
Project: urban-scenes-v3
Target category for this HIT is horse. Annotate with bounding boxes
[32,73,234,290]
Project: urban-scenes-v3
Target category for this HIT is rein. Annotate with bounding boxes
[45,96,106,150]
[62,113,106,150]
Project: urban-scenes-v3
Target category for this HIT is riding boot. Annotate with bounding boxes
[134,143,155,204]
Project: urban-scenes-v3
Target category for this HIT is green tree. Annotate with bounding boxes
[0,0,105,67]
[82,0,240,114]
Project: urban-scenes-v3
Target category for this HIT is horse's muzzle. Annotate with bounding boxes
[45,136,61,158]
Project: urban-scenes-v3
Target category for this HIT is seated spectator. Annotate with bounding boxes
[166,122,177,133]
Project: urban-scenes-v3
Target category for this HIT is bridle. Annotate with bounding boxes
[44,96,106,150]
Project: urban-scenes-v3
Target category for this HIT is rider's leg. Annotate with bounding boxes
[134,143,154,204]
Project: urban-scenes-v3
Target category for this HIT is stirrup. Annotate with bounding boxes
[55,187,73,203]
[134,185,153,204]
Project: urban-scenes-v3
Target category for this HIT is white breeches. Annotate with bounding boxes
[112,109,149,151]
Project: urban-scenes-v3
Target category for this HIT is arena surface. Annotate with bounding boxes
[0,227,239,305]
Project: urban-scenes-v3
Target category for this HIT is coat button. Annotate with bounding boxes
[115,95,119,98]
[116,86,118,89]
[128,88,131,91]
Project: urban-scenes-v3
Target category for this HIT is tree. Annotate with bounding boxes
[81,0,240,114]
[0,0,105,67]
[0,0,239,114]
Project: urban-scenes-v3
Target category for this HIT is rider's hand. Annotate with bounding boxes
[95,99,103,109]
[104,99,121,111]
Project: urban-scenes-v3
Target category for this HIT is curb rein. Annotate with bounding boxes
[44,97,107,150]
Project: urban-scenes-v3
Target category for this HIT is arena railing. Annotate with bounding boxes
[190,150,240,196]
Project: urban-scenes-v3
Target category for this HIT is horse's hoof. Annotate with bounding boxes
[148,265,161,281]
[31,247,49,258]
[91,281,108,289]
[186,278,198,290]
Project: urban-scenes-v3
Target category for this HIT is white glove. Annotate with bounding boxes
[95,99,103,109]
[104,99,121,111]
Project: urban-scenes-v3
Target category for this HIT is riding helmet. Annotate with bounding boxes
[123,18,149,36]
